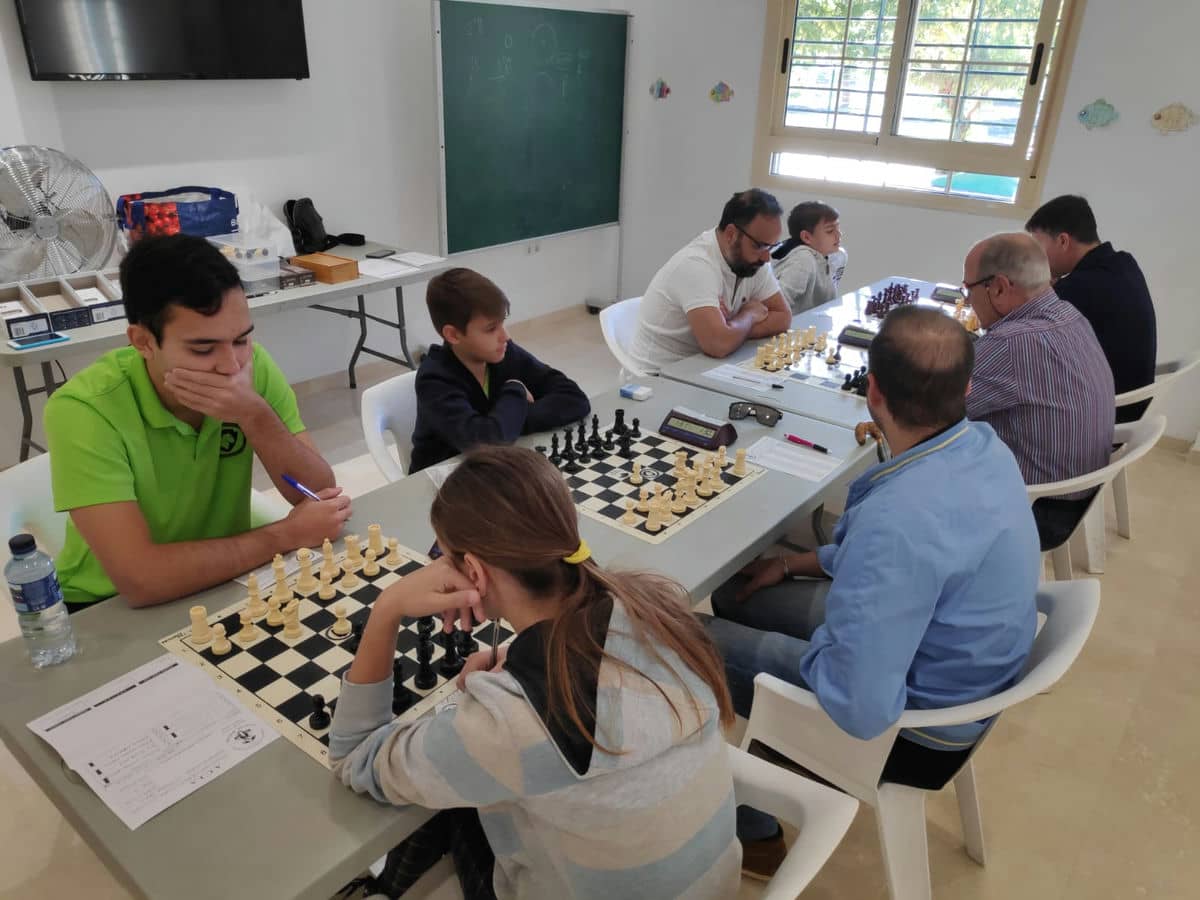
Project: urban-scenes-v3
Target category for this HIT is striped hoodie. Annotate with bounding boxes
[329,598,740,899]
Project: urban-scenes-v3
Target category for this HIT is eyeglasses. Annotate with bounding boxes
[735,224,783,254]
[962,274,995,292]
[729,401,782,427]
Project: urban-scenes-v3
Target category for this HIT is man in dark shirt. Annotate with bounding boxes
[1026,195,1156,422]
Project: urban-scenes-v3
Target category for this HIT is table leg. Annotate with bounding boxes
[42,361,58,397]
[347,294,367,389]
[14,367,37,462]
[394,285,415,369]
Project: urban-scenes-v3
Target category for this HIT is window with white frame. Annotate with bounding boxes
[754,0,1082,209]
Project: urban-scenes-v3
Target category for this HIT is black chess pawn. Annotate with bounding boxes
[618,431,633,459]
[841,373,854,392]
[344,621,364,654]
[392,658,414,714]
[455,626,479,659]
[549,434,561,465]
[613,408,627,435]
[578,442,592,464]
[414,616,438,690]
[308,693,331,730]
[439,628,464,677]
[603,429,615,452]
[561,436,580,473]
[630,417,641,438]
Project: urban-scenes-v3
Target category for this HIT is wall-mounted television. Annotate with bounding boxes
[15,0,310,81]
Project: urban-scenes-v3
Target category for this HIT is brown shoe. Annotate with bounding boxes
[740,826,786,882]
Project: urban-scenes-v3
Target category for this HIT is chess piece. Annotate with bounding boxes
[645,496,663,533]
[266,595,285,627]
[320,538,337,580]
[455,626,479,659]
[363,548,380,577]
[621,499,638,525]
[684,474,702,510]
[318,570,336,600]
[630,417,641,438]
[754,345,766,368]
[561,435,580,474]
[385,537,402,567]
[549,433,561,464]
[210,624,231,656]
[717,446,728,469]
[343,535,363,572]
[578,441,592,464]
[189,605,212,645]
[674,450,687,477]
[331,603,352,637]
[617,431,633,459]
[630,460,643,485]
[575,423,588,452]
[283,601,302,639]
[392,658,415,715]
[670,488,687,515]
[345,621,364,654]
[826,350,839,366]
[235,609,260,645]
[439,629,464,677]
[308,694,331,730]
[414,617,438,690]
[603,429,615,452]
[696,467,713,498]
[637,485,651,513]
[295,547,318,594]
[270,554,290,602]
[733,448,748,477]
[613,408,627,435]
[368,524,384,557]
[340,566,360,590]
[589,414,603,449]
[710,463,727,493]
[246,574,267,618]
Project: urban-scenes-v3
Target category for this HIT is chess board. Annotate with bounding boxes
[160,538,515,768]
[558,429,765,544]
[738,352,868,397]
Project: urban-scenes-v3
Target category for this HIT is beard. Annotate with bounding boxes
[730,258,765,277]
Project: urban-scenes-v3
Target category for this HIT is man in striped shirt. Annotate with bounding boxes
[963,233,1115,549]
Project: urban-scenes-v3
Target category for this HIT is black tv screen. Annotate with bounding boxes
[15,0,310,81]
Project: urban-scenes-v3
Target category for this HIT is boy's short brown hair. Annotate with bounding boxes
[426,267,511,335]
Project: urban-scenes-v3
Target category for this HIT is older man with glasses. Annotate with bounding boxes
[628,189,792,373]
[962,232,1115,550]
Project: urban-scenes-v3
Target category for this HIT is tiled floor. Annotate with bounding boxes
[3,306,1199,899]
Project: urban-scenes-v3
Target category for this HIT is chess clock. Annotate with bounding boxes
[837,324,876,349]
[658,407,737,451]
[931,283,965,303]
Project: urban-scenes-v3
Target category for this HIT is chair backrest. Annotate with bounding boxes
[598,296,647,378]
[899,579,1100,729]
[1115,348,1200,410]
[0,454,68,557]
[727,745,858,898]
[360,371,418,483]
[1025,415,1166,501]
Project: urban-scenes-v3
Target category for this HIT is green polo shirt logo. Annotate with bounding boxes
[43,344,305,605]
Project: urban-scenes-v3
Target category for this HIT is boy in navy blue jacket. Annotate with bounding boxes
[409,268,590,472]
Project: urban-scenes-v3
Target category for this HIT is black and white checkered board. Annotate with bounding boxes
[740,349,868,396]
[160,539,515,768]
[560,430,765,544]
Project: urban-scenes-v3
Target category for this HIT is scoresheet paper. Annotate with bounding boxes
[745,436,842,482]
[27,655,277,830]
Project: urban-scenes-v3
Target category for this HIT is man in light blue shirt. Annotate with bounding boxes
[707,305,1039,879]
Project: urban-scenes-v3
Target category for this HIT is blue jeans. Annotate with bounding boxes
[705,576,831,842]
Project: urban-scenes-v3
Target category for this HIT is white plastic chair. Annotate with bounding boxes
[360,371,418,483]
[0,454,68,556]
[741,579,1100,900]
[598,296,647,380]
[1027,415,1165,580]
[728,743,859,897]
[1110,351,1200,540]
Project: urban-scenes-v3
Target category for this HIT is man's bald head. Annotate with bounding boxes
[963,232,1052,326]
[869,305,974,430]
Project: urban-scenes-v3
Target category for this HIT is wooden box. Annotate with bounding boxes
[288,252,359,284]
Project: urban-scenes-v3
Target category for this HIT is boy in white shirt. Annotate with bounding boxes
[771,201,849,313]
[628,189,791,373]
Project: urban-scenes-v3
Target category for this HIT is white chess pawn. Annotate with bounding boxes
[341,567,360,590]
[246,574,267,618]
[717,445,728,469]
[236,609,260,645]
[696,467,713,498]
[295,547,318,594]
[670,488,686,515]
[709,463,726,493]
[363,548,380,577]
[385,537,402,567]
[630,460,643,485]
[733,448,749,477]
[621,499,638,525]
[210,624,231,656]
[189,605,212,645]
[318,570,336,601]
[331,603,352,637]
[636,485,651,513]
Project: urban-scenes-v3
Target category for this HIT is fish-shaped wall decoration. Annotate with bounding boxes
[1078,98,1118,129]
[709,81,734,103]
[1151,103,1198,135]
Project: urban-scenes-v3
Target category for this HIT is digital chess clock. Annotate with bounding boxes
[658,406,738,450]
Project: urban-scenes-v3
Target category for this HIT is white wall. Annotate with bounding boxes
[2,0,1197,461]
[614,0,1200,441]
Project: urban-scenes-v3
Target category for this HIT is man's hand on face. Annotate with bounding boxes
[163,357,265,424]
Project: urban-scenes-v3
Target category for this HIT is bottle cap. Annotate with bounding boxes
[8,533,36,556]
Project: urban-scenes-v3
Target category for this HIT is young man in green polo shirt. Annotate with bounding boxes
[44,234,351,610]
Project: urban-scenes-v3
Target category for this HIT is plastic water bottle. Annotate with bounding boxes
[6,534,76,668]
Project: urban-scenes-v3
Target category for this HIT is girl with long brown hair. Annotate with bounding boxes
[329,445,739,900]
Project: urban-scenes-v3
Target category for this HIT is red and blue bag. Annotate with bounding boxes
[116,186,239,241]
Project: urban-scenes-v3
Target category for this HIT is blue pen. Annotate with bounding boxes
[281,474,322,501]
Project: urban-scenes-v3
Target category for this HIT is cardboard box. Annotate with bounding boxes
[288,252,359,284]
[0,285,51,338]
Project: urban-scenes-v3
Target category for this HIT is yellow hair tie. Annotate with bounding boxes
[562,540,591,565]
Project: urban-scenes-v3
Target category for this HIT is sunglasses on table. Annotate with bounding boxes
[729,401,782,427]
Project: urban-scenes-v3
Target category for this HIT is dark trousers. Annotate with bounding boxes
[368,808,496,900]
[1032,493,1096,551]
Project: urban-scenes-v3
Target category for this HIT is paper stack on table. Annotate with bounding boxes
[703,363,787,392]
[745,436,842,482]
[391,251,446,268]
[27,655,277,829]
[359,258,420,279]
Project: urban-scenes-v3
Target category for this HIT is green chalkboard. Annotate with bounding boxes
[437,1,628,254]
